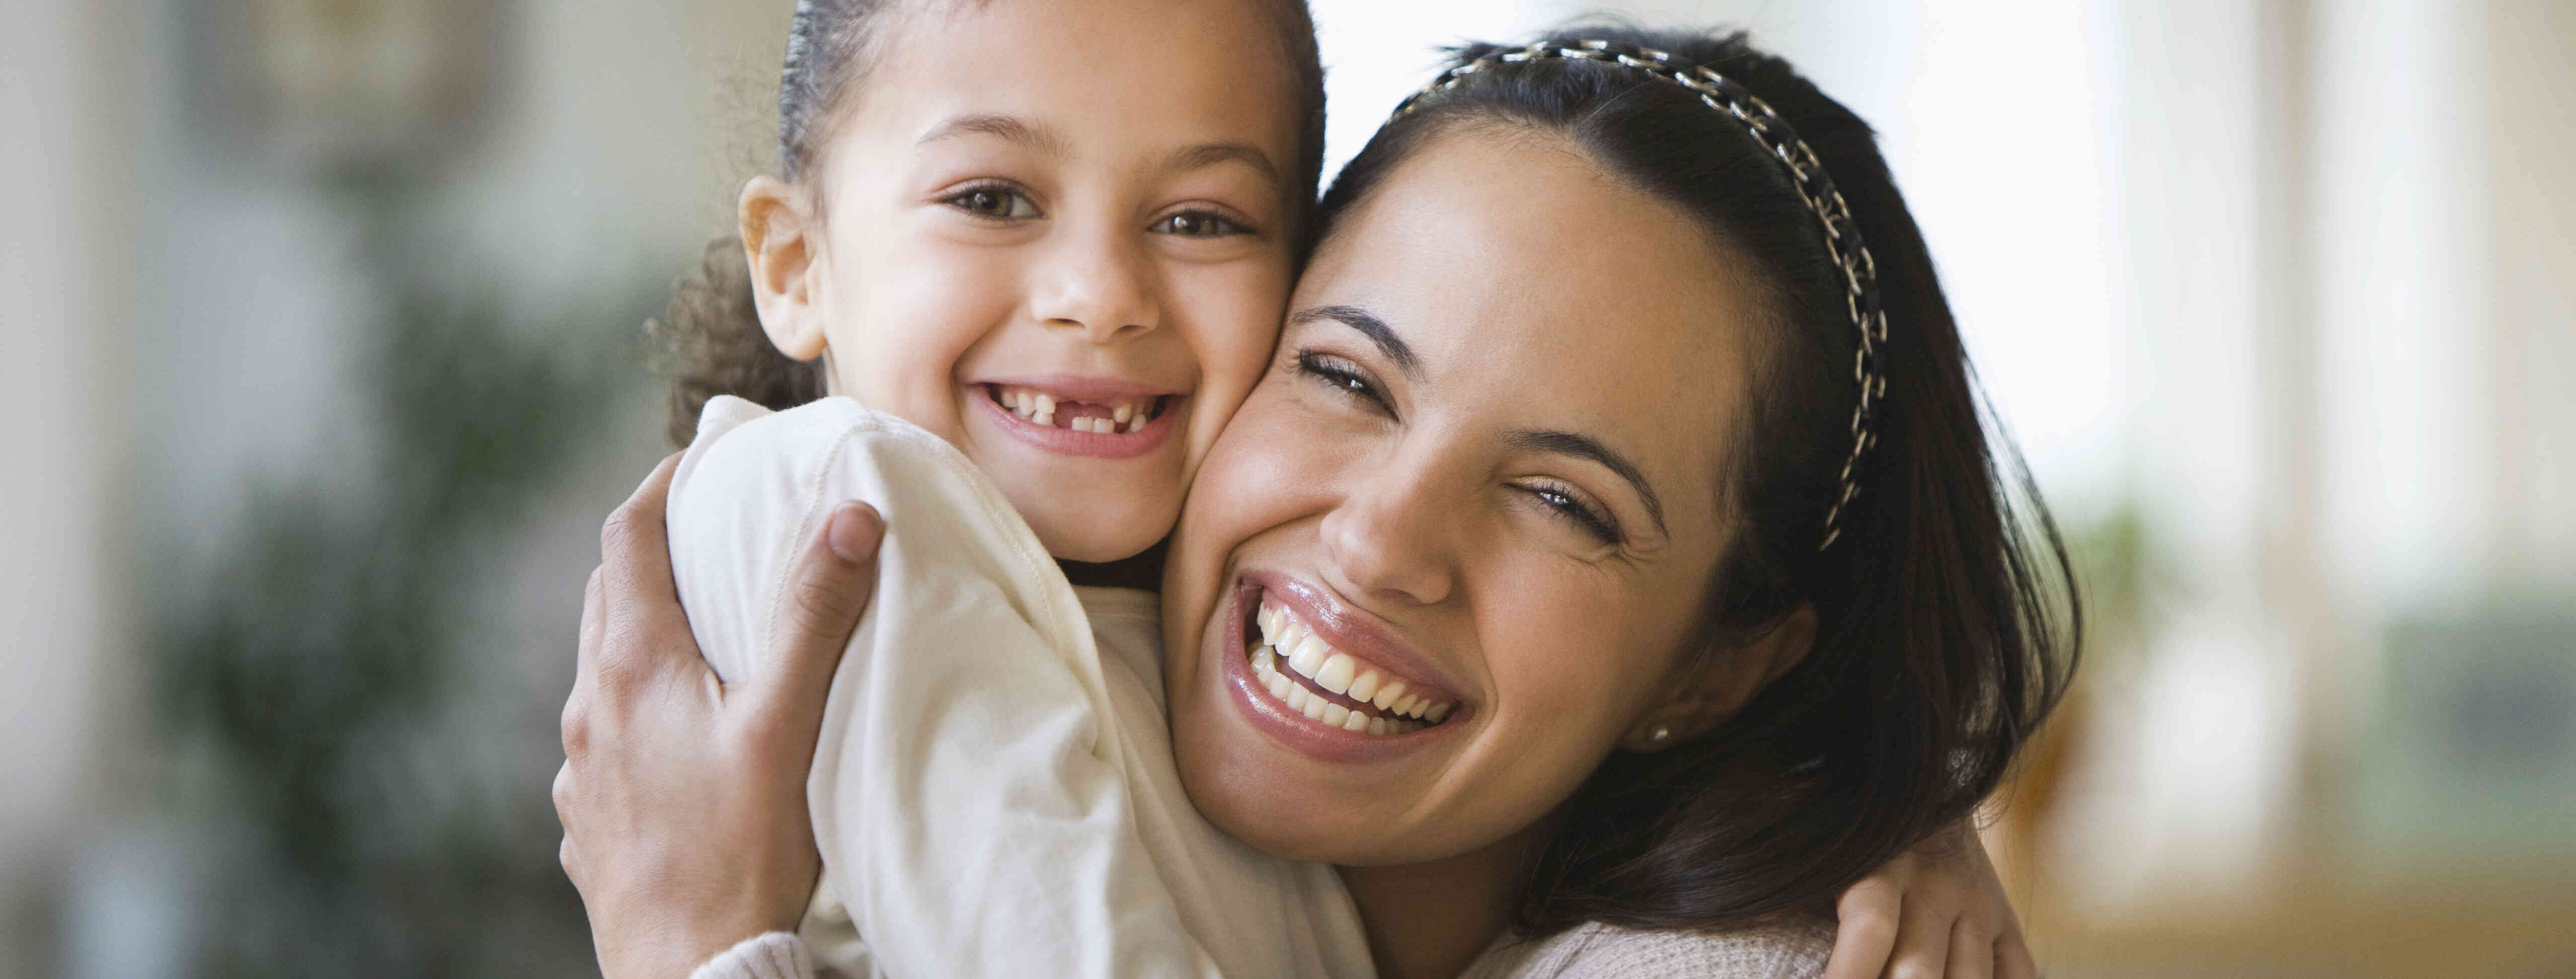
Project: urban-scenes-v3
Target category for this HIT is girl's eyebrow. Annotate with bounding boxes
[1163,141,1282,189]
[917,113,1070,157]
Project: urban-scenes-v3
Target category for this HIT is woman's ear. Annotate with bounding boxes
[1621,603,1818,752]
[739,175,828,362]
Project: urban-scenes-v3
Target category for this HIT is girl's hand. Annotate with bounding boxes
[1821,820,2035,979]
[553,455,885,979]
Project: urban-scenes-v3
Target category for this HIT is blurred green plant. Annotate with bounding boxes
[145,173,659,977]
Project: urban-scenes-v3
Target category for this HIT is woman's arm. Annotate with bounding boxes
[553,454,883,979]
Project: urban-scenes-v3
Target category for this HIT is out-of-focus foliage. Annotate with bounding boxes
[144,170,652,977]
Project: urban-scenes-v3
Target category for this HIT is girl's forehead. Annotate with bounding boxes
[860,0,1305,141]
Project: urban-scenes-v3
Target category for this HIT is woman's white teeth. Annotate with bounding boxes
[1315,653,1357,696]
[1250,648,1427,735]
[1370,681,1407,712]
[1249,596,1454,732]
[997,386,1155,432]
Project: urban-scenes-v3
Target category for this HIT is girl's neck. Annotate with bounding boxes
[1336,822,1548,979]
[1058,541,1168,590]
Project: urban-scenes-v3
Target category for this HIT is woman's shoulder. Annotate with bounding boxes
[1462,916,1835,979]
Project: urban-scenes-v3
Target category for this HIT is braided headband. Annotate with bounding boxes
[1391,40,1888,552]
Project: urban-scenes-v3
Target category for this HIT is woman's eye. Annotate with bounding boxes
[1152,210,1247,238]
[1527,484,1621,544]
[1295,351,1391,414]
[945,186,1038,219]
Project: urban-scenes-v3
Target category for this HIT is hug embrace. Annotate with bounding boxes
[552,2,2077,977]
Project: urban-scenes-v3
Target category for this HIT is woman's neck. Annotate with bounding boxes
[1336,822,1548,979]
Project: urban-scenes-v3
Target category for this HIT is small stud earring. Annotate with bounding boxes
[1648,724,1673,744]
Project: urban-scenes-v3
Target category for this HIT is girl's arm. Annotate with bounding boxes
[1821,821,2037,979]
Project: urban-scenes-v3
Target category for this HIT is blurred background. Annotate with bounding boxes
[2,0,2568,975]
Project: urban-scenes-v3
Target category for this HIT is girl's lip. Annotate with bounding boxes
[1214,577,1465,765]
[974,385,1184,460]
[973,374,1181,404]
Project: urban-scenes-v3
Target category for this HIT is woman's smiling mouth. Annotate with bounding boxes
[1225,578,1463,749]
[1248,595,1454,734]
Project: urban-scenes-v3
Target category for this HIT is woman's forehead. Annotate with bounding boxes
[1294,128,1764,514]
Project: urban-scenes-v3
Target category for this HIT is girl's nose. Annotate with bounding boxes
[1318,463,1459,608]
[1031,224,1159,344]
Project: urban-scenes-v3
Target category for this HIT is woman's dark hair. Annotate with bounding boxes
[650,0,1331,446]
[1315,27,2077,936]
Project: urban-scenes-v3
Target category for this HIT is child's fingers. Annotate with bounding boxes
[1995,932,2039,979]
[1882,890,1957,979]
[738,501,883,757]
[1943,919,1994,979]
[1821,875,1903,979]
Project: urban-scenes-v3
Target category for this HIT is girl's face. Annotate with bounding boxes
[1162,129,1804,866]
[745,0,1304,562]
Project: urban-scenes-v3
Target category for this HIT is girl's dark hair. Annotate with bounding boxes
[650,0,1330,447]
[1315,27,2077,936]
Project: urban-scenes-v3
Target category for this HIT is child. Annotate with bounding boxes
[661,0,1356,975]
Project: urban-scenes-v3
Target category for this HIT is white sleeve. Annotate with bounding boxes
[665,396,1225,979]
[691,933,825,979]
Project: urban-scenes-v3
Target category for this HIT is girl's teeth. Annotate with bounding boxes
[1113,403,1134,424]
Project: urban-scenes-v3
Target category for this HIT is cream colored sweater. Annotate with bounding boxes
[697,917,1832,979]
[1461,918,1834,978]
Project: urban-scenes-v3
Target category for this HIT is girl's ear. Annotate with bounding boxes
[1620,603,1818,752]
[739,175,828,362]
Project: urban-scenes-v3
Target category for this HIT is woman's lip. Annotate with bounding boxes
[1218,580,1459,764]
[975,388,1183,460]
[1238,570,1466,704]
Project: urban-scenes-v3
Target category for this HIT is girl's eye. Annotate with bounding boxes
[1152,210,1248,238]
[945,186,1038,220]
[1525,482,1621,544]
[1295,351,1391,415]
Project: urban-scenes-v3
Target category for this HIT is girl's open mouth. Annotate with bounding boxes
[986,384,1172,434]
[1237,588,1457,737]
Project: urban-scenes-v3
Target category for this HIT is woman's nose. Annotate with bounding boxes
[1030,223,1159,344]
[1318,464,1459,607]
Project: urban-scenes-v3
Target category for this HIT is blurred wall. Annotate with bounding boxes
[0,0,138,960]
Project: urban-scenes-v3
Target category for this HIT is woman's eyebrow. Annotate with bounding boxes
[1504,430,1669,537]
[1290,305,1421,378]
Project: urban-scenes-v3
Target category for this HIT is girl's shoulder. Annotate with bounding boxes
[1462,916,1834,979]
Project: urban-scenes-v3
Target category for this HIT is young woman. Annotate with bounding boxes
[557,26,2071,979]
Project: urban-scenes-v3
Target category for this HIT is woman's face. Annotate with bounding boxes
[1162,128,1777,865]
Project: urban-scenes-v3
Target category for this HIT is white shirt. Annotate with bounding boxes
[666,396,1373,979]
